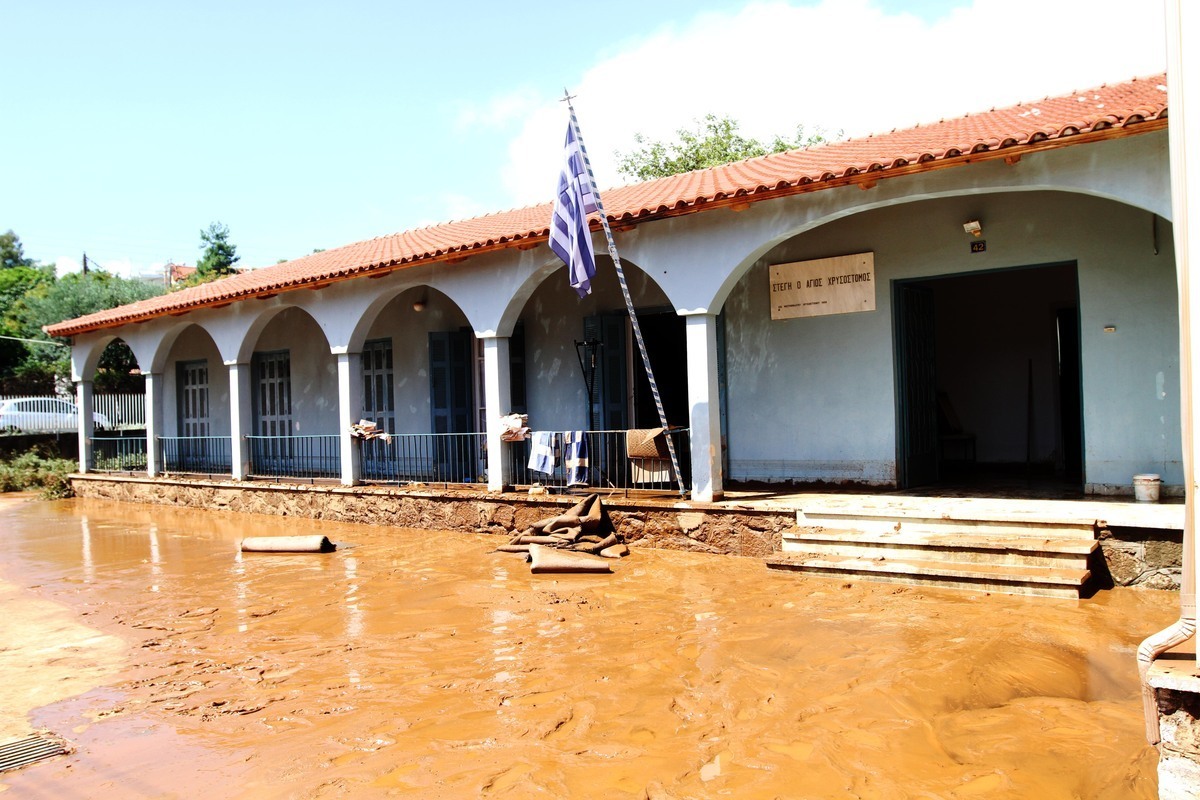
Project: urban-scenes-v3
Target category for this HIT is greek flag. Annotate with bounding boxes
[549,121,598,297]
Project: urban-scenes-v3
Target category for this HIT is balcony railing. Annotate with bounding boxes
[248,434,340,480]
[361,432,486,486]
[509,428,691,495]
[91,435,148,474]
[160,436,233,476]
[91,428,691,495]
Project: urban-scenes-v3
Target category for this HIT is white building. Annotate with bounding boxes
[49,74,1175,503]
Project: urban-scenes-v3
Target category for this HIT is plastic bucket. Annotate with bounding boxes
[1133,474,1161,503]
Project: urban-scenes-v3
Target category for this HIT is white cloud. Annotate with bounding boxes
[499,0,1167,207]
[453,86,544,135]
[55,256,83,276]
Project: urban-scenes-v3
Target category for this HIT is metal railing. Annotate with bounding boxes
[508,428,691,495]
[361,432,487,486]
[91,436,148,473]
[248,434,340,480]
[160,436,233,476]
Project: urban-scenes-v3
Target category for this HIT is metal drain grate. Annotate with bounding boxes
[0,735,69,772]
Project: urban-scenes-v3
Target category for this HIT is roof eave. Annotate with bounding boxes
[45,116,1166,339]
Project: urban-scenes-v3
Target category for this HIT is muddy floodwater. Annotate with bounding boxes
[0,497,1179,798]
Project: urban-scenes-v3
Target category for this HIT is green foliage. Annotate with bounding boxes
[6,269,161,383]
[196,221,240,278]
[0,361,58,395]
[0,234,55,383]
[616,114,839,181]
[0,230,37,270]
[0,230,162,389]
[0,449,76,498]
[0,263,55,317]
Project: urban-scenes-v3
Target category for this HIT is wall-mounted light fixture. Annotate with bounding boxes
[963,220,983,237]
[412,298,426,312]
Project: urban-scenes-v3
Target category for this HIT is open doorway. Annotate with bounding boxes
[583,309,688,430]
[894,262,1082,495]
[631,310,689,429]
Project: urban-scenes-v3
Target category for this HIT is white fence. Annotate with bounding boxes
[0,393,145,434]
[93,393,145,429]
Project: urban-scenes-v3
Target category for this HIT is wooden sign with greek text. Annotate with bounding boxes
[769,252,876,320]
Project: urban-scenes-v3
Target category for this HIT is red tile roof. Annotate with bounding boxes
[166,263,196,285]
[48,74,1168,337]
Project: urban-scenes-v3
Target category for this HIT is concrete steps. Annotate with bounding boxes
[764,500,1100,598]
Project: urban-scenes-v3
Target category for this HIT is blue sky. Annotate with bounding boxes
[3,0,1165,278]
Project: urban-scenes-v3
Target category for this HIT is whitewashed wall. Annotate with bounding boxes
[162,325,230,437]
[722,190,1179,489]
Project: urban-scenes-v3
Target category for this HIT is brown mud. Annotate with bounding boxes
[0,497,1178,798]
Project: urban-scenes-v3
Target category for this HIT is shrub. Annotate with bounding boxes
[0,449,76,498]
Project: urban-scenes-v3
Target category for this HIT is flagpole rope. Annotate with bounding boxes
[565,101,687,497]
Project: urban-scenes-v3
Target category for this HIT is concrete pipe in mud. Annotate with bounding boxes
[241,536,336,553]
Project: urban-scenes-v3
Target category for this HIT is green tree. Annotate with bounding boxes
[196,221,240,279]
[0,229,36,270]
[616,114,837,181]
[0,231,55,385]
[6,270,161,391]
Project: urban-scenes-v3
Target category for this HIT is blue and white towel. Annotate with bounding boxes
[564,430,589,487]
[528,431,556,475]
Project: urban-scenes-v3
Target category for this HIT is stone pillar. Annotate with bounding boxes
[76,379,94,474]
[1149,661,1200,799]
[337,351,363,487]
[481,335,512,492]
[227,361,252,480]
[144,371,163,477]
[684,313,723,501]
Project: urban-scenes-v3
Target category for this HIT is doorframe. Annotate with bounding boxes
[891,260,1084,491]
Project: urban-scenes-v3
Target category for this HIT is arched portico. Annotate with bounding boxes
[61,121,1174,502]
[626,131,1172,316]
[711,189,1179,494]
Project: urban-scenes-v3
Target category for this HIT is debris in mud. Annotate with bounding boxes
[496,494,628,575]
[529,544,612,574]
[241,535,336,553]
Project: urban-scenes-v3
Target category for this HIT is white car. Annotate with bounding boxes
[0,398,111,434]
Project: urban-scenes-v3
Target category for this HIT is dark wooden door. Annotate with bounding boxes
[895,284,938,488]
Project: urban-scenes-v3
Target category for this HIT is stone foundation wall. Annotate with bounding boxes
[70,476,789,558]
[1098,527,1184,590]
[1156,687,1200,799]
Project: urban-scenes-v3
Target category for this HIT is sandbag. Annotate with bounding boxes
[512,534,563,545]
[528,544,613,574]
[241,535,335,553]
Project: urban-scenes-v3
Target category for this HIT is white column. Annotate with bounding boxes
[482,336,512,492]
[76,380,94,473]
[684,313,723,501]
[144,372,163,477]
[337,351,363,487]
[227,361,252,480]
[1168,0,1199,666]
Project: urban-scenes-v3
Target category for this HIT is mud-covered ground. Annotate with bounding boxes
[0,497,1178,798]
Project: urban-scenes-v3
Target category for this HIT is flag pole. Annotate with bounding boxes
[562,92,687,497]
